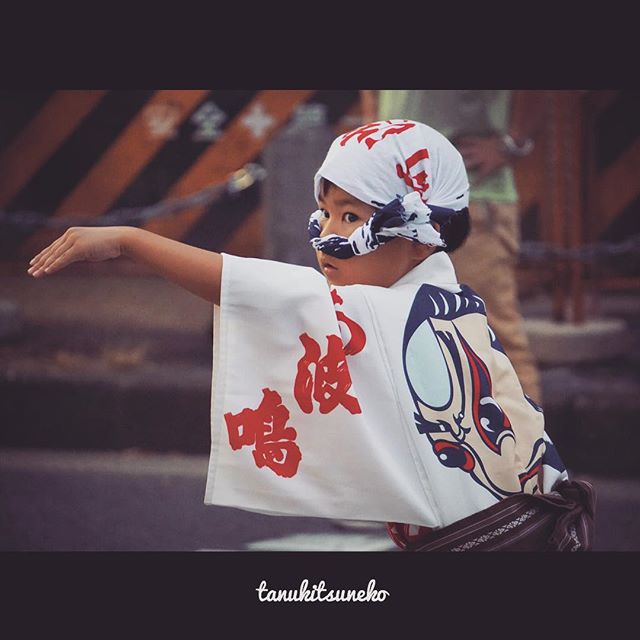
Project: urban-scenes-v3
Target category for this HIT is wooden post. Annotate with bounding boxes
[565,91,586,324]
[546,90,589,324]
[548,91,568,322]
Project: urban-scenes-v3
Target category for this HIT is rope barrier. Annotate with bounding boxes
[1,161,638,265]
[519,235,640,263]
[0,163,267,230]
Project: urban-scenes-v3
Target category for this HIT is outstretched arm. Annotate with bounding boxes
[27,226,223,305]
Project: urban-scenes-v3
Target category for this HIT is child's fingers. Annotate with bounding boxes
[30,247,73,276]
[27,245,68,276]
[28,233,70,265]
[38,248,76,275]
[39,244,71,272]
[28,238,74,276]
[28,246,57,275]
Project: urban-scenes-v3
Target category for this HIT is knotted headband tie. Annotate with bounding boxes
[309,191,459,259]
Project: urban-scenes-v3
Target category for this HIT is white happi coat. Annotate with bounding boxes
[204,251,567,529]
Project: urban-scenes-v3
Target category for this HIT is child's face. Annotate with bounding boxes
[315,184,433,287]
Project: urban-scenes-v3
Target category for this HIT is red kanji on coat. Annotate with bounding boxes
[396,148,430,197]
[340,120,416,150]
[224,388,302,478]
[331,289,366,356]
[294,332,362,415]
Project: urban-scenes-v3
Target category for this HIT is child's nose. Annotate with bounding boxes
[319,216,340,238]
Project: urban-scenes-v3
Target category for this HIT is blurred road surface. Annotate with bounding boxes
[1,448,636,552]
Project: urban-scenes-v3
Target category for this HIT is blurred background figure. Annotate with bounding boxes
[362,90,545,403]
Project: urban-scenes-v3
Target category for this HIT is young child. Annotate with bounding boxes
[27,119,594,551]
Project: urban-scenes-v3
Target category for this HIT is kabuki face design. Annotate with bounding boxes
[402,284,543,499]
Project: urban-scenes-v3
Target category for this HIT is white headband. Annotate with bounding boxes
[312,119,470,251]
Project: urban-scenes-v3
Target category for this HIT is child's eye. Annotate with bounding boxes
[321,209,330,219]
[343,212,360,224]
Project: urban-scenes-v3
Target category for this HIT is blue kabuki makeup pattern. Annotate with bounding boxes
[540,433,567,473]
[487,325,507,356]
[309,191,454,259]
[402,284,548,500]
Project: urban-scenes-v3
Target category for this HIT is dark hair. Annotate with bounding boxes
[319,177,335,198]
[437,207,470,254]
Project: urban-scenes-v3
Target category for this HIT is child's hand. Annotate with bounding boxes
[27,226,128,277]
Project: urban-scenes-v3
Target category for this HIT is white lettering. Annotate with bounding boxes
[256,578,390,604]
